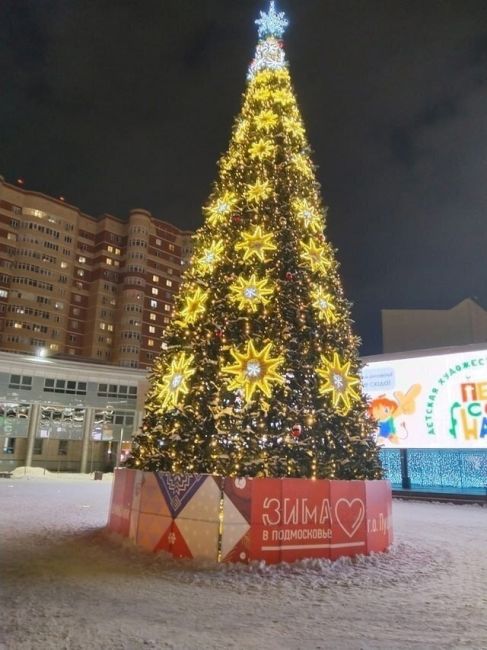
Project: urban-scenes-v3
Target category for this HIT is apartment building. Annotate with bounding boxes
[0,176,193,368]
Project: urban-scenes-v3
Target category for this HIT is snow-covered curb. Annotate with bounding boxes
[8,466,114,482]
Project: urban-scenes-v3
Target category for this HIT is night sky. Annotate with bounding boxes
[1,0,487,355]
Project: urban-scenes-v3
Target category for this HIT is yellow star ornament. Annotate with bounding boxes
[157,352,195,411]
[300,238,331,274]
[229,274,274,312]
[272,88,293,106]
[223,340,284,402]
[253,86,272,103]
[254,110,278,131]
[235,226,277,262]
[205,191,238,226]
[283,116,305,139]
[233,120,248,144]
[176,287,209,326]
[291,154,313,177]
[311,286,336,323]
[292,198,322,233]
[245,179,272,203]
[194,240,225,275]
[316,352,360,415]
[249,139,276,160]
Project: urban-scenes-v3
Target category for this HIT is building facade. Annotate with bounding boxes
[0,177,193,369]
[0,351,147,473]
[382,298,487,354]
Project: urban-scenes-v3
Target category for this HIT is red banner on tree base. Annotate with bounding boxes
[107,470,393,564]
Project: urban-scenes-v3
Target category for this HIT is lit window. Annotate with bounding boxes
[115,248,121,255]
[149,325,155,334]
[156,238,161,246]
[60,261,68,269]
[78,256,86,264]
[166,279,173,287]
[148,339,154,347]
[77,269,84,277]
[107,324,114,332]
[149,313,156,321]
[150,299,157,309]
[164,304,171,312]
[106,258,113,265]
[152,275,159,283]
[107,246,114,253]
[151,288,159,296]
[99,322,106,330]
[168,244,175,252]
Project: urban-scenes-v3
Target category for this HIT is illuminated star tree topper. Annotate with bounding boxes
[255,1,289,39]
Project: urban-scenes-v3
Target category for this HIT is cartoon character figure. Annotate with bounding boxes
[369,384,421,445]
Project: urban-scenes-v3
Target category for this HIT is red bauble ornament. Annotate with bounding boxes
[291,424,302,438]
[285,272,294,281]
[232,214,241,223]
[215,328,223,338]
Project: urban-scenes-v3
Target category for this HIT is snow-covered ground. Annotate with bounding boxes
[1,475,485,650]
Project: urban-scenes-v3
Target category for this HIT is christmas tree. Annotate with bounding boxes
[128,2,382,480]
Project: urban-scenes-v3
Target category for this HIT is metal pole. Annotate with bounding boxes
[80,407,94,473]
[400,448,412,489]
[24,403,41,469]
[116,426,124,469]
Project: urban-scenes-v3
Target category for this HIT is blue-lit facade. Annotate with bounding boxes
[380,448,486,491]
[363,344,487,494]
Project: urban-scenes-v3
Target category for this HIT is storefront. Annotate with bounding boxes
[0,352,147,473]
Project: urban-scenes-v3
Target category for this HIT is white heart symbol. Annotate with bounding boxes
[334,498,365,538]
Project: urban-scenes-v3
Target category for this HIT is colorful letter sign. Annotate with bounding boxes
[362,348,487,448]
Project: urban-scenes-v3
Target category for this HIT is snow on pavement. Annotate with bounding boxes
[0,476,486,650]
